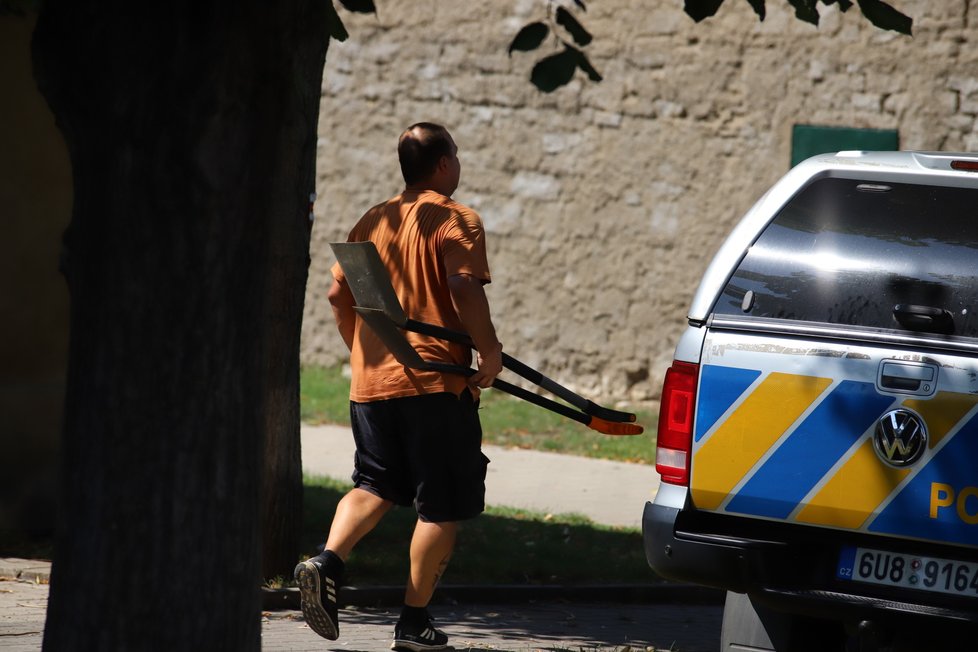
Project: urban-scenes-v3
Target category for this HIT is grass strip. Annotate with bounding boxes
[297,475,660,588]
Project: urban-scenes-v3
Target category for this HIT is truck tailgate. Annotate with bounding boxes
[691,330,978,549]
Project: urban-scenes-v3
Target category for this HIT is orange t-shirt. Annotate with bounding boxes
[331,190,492,402]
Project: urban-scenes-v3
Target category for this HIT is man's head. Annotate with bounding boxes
[398,122,460,197]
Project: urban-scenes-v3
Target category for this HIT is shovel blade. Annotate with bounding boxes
[353,307,425,369]
[331,242,408,325]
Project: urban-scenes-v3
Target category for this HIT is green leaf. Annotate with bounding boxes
[326,2,349,41]
[684,0,726,22]
[745,0,766,20]
[555,7,593,46]
[529,46,602,93]
[338,0,376,14]
[530,47,579,93]
[856,0,912,34]
[786,0,820,25]
[508,22,549,56]
[572,47,603,82]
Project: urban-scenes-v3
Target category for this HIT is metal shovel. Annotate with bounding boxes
[331,241,644,436]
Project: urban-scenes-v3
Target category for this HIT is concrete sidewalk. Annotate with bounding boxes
[302,423,661,529]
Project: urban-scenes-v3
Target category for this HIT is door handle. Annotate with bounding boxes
[893,304,954,335]
[877,360,937,396]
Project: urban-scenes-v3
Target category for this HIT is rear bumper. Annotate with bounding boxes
[642,501,978,627]
[643,501,756,592]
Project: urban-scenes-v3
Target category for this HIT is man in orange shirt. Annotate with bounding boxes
[295,123,503,651]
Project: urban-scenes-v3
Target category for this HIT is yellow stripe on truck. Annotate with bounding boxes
[692,372,832,511]
[796,438,910,529]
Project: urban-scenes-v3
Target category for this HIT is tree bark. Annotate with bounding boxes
[32,2,327,648]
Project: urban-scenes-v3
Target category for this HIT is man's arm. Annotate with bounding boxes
[447,273,503,389]
[328,277,356,352]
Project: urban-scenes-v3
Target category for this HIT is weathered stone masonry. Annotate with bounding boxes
[302,1,978,404]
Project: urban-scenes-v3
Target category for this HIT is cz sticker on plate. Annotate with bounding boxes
[837,546,978,597]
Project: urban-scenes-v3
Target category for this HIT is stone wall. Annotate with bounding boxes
[302,0,976,403]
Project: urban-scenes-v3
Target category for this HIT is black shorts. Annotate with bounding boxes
[349,390,489,523]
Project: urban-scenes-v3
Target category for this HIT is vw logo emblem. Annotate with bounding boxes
[873,409,927,467]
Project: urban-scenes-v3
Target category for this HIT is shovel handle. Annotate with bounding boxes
[354,307,643,435]
[403,319,636,423]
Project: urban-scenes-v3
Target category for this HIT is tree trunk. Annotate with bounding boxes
[32,2,327,648]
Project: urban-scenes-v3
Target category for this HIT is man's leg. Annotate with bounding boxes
[391,519,457,651]
[327,486,394,559]
[296,487,392,641]
[405,519,457,607]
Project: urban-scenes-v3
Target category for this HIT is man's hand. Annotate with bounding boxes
[469,341,503,389]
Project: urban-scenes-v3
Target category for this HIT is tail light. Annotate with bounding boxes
[655,361,698,486]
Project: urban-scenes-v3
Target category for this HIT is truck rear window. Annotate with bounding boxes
[716,177,978,338]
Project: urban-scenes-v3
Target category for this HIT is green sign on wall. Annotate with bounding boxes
[791,125,899,168]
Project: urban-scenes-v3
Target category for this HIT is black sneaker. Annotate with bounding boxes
[293,558,339,640]
[391,615,451,651]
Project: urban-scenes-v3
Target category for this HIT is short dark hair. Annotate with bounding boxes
[398,122,452,185]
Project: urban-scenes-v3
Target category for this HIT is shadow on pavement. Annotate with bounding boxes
[274,602,724,652]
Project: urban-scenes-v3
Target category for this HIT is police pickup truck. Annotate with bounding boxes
[643,151,978,651]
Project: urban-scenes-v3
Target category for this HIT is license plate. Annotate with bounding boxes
[837,546,978,598]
